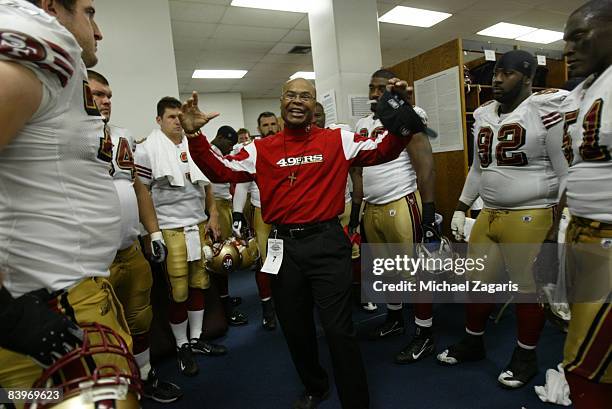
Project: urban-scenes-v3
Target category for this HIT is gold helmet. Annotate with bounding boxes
[29,322,141,409]
[203,238,241,275]
[233,237,260,270]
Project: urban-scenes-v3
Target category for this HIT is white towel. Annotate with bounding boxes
[184,225,202,262]
[144,129,209,187]
[534,364,572,406]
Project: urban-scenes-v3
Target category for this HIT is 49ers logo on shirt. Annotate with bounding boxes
[276,154,323,167]
[0,30,46,62]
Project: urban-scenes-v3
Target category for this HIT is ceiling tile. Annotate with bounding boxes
[201,38,277,52]
[295,16,310,30]
[213,25,290,42]
[259,53,313,64]
[172,21,218,38]
[169,1,227,23]
[220,6,304,28]
[280,30,311,44]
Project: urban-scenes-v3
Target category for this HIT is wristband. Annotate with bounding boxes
[151,231,163,241]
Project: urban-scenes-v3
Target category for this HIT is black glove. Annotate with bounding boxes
[232,212,246,238]
[421,202,440,244]
[0,288,83,368]
[348,202,361,234]
[533,239,559,286]
[149,231,167,264]
[376,91,426,137]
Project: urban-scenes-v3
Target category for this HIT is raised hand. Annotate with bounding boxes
[179,91,221,134]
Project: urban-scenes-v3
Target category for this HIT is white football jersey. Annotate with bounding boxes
[460,90,569,209]
[0,0,121,297]
[356,113,417,204]
[135,137,208,229]
[562,66,612,223]
[108,124,140,250]
[210,145,232,200]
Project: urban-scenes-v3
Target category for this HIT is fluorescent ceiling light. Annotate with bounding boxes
[378,6,452,28]
[477,22,535,39]
[477,22,563,44]
[515,29,564,44]
[192,70,247,79]
[290,71,315,80]
[231,0,310,13]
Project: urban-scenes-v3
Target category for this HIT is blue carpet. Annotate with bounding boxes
[144,269,569,409]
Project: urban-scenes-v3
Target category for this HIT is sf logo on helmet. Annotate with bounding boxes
[223,254,234,272]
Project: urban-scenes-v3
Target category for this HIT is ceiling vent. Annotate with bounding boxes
[288,45,312,54]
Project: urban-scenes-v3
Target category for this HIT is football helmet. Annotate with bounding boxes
[235,236,260,270]
[203,238,241,275]
[28,322,141,409]
[415,235,458,278]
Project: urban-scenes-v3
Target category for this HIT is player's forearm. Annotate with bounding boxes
[406,133,436,203]
[232,183,249,212]
[204,185,219,218]
[134,177,160,234]
[0,62,42,151]
[349,167,363,205]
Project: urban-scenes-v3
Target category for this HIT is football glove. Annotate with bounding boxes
[0,288,83,368]
[150,231,167,264]
[451,211,467,242]
[421,202,440,244]
[376,90,426,138]
[232,212,246,238]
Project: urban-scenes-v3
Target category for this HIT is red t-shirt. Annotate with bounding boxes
[188,125,409,224]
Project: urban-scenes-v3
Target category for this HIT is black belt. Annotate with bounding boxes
[273,219,338,239]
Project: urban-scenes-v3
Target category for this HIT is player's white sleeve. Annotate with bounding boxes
[545,121,568,199]
[0,2,78,96]
[534,89,569,130]
[232,182,250,212]
[459,122,482,207]
[134,144,153,186]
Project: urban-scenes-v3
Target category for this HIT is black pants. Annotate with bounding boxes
[271,221,369,409]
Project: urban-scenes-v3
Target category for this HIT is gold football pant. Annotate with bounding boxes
[109,241,153,336]
[362,191,423,253]
[338,200,352,228]
[162,222,211,303]
[215,198,233,240]
[0,278,131,401]
[563,216,612,384]
[253,206,272,262]
[467,207,553,293]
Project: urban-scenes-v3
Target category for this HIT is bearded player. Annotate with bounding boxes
[0,0,135,398]
[438,50,569,389]
[232,112,280,330]
[354,69,438,364]
[87,70,183,403]
[559,1,612,407]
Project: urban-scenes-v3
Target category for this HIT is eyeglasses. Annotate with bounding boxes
[282,92,314,102]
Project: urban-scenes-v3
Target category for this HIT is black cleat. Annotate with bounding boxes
[190,338,228,356]
[143,368,183,403]
[368,314,405,340]
[292,390,330,409]
[261,299,276,331]
[498,346,538,389]
[177,343,198,377]
[230,296,242,307]
[437,334,486,365]
[395,326,435,364]
[228,309,248,326]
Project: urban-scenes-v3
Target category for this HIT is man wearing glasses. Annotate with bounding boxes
[179,77,426,409]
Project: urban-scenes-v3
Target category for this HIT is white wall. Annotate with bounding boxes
[242,98,281,135]
[180,93,245,139]
[95,0,179,139]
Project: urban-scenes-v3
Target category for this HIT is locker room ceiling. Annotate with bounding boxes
[170,0,585,98]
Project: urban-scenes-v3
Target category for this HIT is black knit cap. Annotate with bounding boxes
[217,125,238,144]
[495,50,537,79]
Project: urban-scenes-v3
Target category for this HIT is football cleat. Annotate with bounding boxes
[437,334,485,365]
[368,315,405,340]
[497,346,538,389]
[190,338,228,356]
[361,302,378,313]
[262,299,277,331]
[228,309,248,326]
[143,368,183,403]
[177,343,198,377]
[395,327,435,364]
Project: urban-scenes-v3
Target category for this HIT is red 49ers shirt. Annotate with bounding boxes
[189,125,410,224]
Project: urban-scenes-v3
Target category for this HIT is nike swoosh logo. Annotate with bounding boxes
[180,361,186,371]
[412,341,430,360]
[379,325,399,337]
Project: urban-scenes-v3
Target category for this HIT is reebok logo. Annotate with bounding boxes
[276,154,323,167]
